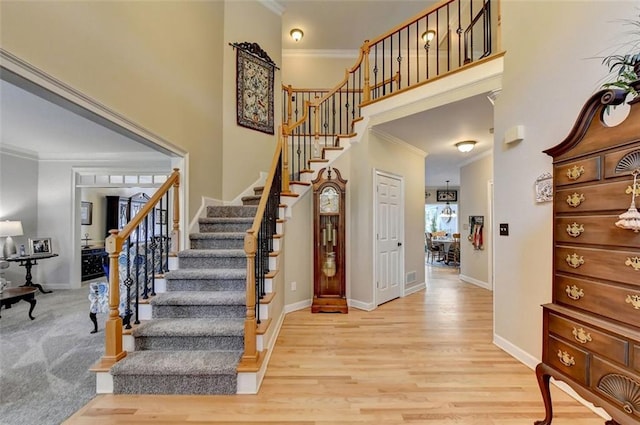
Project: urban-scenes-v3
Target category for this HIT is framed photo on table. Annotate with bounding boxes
[29,238,52,255]
[436,190,457,202]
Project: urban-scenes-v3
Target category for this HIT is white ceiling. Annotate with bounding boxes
[0,0,493,186]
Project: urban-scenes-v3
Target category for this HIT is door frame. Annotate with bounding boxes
[373,169,405,307]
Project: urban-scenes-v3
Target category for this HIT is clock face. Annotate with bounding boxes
[319,187,339,213]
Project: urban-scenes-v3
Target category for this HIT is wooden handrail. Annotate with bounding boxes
[239,133,283,370]
[99,168,181,369]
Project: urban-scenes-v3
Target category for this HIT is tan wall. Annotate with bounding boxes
[282,190,314,306]
[222,1,282,200]
[0,1,225,216]
[459,153,492,286]
[282,55,359,88]
[493,0,638,359]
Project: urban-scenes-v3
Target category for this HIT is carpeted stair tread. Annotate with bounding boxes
[199,217,253,224]
[165,268,246,280]
[151,291,245,306]
[111,350,242,376]
[190,232,245,240]
[133,318,244,337]
[178,249,245,258]
[207,205,257,217]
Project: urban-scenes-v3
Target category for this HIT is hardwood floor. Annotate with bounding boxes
[64,264,603,424]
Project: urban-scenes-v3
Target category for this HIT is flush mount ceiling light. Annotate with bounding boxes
[421,30,436,43]
[290,28,304,42]
[455,140,477,153]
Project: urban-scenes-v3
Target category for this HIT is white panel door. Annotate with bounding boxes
[376,172,402,305]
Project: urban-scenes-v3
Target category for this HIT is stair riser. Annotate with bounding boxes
[165,280,246,292]
[207,206,257,218]
[113,374,237,395]
[152,305,245,319]
[179,256,246,269]
[199,222,252,233]
[190,238,245,249]
[135,336,244,351]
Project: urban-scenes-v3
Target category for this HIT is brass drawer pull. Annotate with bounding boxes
[566,193,585,207]
[557,350,575,367]
[572,327,592,344]
[566,253,585,268]
[566,285,585,300]
[566,165,585,181]
[625,257,640,271]
[626,295,640,309]
[566,222,585,237]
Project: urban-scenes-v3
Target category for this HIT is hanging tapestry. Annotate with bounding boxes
[235,44,275,134]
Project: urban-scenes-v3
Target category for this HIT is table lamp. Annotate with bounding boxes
[0,220,24,258]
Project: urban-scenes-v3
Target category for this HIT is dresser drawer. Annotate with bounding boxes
[555,156,601,187]
[556,245,640,287]
[547,335,589,385]
[556,215,640,249]
[591,356,640,419]
[555,180,631,213]
[555,275,640,328]
[548,313,628,366]
[604,145,640,179]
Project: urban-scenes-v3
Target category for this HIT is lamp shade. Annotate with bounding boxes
[290,28,304,42]
[0,221,23,237]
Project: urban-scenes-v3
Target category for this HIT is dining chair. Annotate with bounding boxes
[425,233,443,263]
[445,233,461,266]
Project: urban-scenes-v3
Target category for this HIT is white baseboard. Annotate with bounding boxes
[459,274,490,290]
[284,299,312,314]
[404,282,425,296]
[349,298,375,311]
[493,333,610,420]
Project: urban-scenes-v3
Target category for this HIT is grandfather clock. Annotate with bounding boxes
[312,167,348,313]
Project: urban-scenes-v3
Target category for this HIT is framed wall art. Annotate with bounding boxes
[81,201,93,225]
[436,190,457,202]
[234,42,276,135]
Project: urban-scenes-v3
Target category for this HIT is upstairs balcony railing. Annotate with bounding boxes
[280,0,495,190]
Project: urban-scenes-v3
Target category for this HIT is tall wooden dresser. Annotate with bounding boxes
[536,83,640,424]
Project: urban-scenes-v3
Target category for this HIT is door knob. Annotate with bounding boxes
[398,242,402,247]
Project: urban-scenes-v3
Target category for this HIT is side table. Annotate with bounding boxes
[0,287,37,320]
[5,253,59,294]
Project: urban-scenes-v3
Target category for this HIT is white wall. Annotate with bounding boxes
[459,152,492,288]
[493,0,639,361]
[0,150,38,285]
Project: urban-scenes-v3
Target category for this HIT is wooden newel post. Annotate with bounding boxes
[102,230,126,366]
[241,230,258,366]
[286,85,293,126]
[171,168,180,256]
[362,40,371,103]
[281,125,291,193]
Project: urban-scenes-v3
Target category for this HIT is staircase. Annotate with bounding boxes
[110,204,258,394]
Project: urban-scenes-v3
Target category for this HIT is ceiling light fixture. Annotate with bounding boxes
[455,140,476,153]
[440,180,456,220]
[290,28,304,42]
[421,30,436,43]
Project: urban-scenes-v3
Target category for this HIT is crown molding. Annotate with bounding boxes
[283,49,360,59]
[0,144,38,161]
[37,151,171,162]
[369,128,427,158]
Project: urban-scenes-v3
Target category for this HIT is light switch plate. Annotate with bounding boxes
[499,223,509,236]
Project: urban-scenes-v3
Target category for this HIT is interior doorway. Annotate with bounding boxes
[374,170,404,306]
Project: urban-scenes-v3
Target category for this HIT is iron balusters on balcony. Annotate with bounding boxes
[280,0,495,193]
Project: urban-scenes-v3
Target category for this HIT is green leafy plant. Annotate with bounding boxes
[601,13,640,96]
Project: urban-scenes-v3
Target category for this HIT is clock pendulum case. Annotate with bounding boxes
[311,167,348,313]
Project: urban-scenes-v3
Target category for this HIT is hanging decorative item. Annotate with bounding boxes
[468,216,484,250]
[535,172,553,203]
[231,42,277,135]
[615,168,640,232]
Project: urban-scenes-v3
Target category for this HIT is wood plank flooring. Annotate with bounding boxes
[64,264,603,424]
